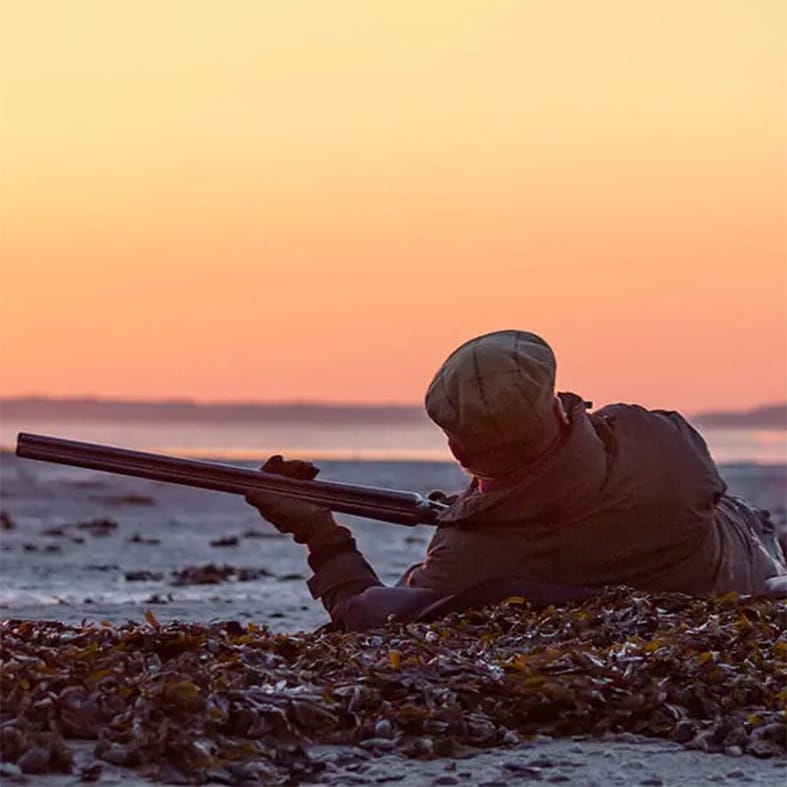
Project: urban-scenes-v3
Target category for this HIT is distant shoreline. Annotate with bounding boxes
[1,397,785,429]
[0,397,429,424]
[0,448,783,467]
[690,404,786,430]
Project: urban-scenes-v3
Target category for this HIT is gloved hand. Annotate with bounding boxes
[245,455,338,545]
[427,489,458,507]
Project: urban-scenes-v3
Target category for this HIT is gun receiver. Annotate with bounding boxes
[15,433,445,527]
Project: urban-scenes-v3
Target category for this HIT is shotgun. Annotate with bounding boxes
[15,433,447,526]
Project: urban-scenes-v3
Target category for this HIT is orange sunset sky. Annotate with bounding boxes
[1,1,785,412]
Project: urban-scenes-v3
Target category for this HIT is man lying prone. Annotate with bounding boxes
[247,330,787,631]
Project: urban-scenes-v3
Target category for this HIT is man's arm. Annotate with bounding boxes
[246,456,452,630]
[307,547,449,630]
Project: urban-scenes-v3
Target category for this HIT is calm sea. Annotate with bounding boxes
[1,417,785,465]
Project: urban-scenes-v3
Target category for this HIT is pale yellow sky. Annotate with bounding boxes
[1,1,785,410]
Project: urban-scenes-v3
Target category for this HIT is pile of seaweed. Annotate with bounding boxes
[1,588,785,784]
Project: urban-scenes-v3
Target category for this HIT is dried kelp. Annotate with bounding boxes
[127,534,161,545]
[125,571,165,582]
[75,518,118,537]
[1,588,785,784]
[210,536,241,548]
[170,564,272,585]
[37,518,119,539]
[90,494,156,506]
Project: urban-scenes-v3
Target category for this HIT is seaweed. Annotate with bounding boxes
[1,588,785,783]
[90,495,156,506]
[170,564,272,585]
[75,519,118,537]
[210,536,240,548]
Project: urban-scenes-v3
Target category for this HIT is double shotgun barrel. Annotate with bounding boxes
[15,432,446,527]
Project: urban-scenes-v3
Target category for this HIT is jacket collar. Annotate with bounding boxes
[437,392,607,527]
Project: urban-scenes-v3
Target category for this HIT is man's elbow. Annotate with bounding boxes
[332,592,390,631]
[330,586,448,631]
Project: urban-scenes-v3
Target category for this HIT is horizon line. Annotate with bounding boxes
[2,394,786,413]
[0,395,424,408]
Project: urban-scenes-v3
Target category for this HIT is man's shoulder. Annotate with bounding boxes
[593,401,694,430]
[560,393,672,431]
[591,401,719,476]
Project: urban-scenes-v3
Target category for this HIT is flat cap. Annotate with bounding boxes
[425,330,559,472]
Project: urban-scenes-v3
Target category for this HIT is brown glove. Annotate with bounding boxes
[245,455,338,545]
[427,489,459,507]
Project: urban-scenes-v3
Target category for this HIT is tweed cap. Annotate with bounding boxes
[425,330,560,472]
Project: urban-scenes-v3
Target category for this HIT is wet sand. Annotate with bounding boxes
[8,737,785,786]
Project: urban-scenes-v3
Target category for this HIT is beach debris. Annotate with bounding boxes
[170,563,272,585]
[76,518,118,537]
[144,593,173,605]
[241,528,285,539]
[127,533,161,545]
[41,525,67,536]
[210,535,240,548]
[0,588,785,784]
[0,511,16,530]
[144,609,161,629]
[124,570,164,582]
[79,761,103,781]
[90,494,156,506]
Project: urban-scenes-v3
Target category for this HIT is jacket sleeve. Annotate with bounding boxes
[305,545,448,631]
[304,535,600,629]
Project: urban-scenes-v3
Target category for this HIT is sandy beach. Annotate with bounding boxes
[1,452,785,785]
[5,736,785,786]
[2,453,785,629]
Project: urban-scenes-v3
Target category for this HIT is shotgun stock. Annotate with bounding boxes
[15,433,446,526]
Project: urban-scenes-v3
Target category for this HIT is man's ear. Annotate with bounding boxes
[447,436,466,464]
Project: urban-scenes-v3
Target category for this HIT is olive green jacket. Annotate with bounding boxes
[404,394,781,596]
[308,394,784,629]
